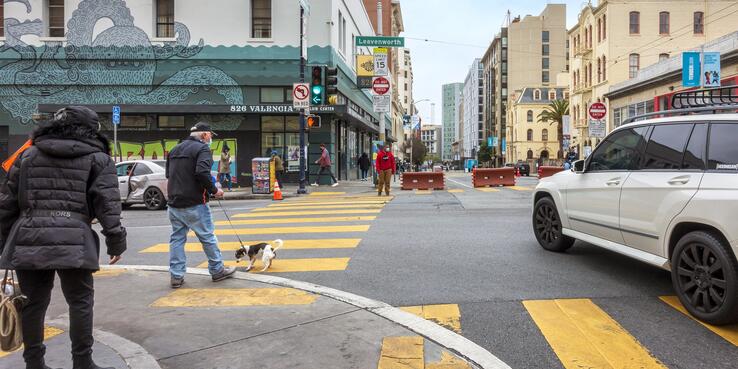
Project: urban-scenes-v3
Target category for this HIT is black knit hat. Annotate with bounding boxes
[52,106,100,131]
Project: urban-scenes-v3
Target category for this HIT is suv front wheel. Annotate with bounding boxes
[671,231,738,325]
[533,197,574,252]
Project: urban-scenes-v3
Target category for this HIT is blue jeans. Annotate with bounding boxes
[168,204,225,278]
[219,173,232,190]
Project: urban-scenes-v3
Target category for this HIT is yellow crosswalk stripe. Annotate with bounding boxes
[447,189,464,193]
[93,269,128,277]
[294,196,393,201]
[0,326,63,358]
[476,188,500,192]
[376,336,424,369]
[234,209,383,217]
[400,304,461,333]
[209,225,370,236]
[524,299,666,369]
[140,239,362,253]
[150,288,317,307]
[415,190,432,195]
[214,216,376,226]
[202,257,350,272]
[308,192,346,196]
[251,204,385,211]
[508,186,532,191]
[660,296,738,346]
[268,200,389,207]
[427,352,472,369]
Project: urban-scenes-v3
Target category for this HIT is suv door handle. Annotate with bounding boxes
[606,178,621,186]
[668,176,690,185]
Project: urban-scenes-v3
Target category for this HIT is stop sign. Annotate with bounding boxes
[372,77,390,95]
[589,102,607,120]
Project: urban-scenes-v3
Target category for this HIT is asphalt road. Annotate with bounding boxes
[113,175,738,369]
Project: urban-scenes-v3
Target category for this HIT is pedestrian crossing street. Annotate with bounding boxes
[141,191,391,273]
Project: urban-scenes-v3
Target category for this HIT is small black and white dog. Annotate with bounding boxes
[235,239,283,272]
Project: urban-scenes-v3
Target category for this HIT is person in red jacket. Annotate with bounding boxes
[375,144,396,196]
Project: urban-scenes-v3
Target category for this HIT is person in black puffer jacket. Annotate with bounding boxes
[0,106,126,369]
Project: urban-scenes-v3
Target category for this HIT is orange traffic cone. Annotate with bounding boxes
[273,181,283,201]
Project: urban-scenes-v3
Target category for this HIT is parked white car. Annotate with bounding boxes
[116,160,168,210]
[533,114,738,325]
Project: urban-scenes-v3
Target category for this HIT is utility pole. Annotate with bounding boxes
[297,5,308,194]
[377,0,385,142]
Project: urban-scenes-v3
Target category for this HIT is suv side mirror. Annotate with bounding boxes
[573,160,585,174]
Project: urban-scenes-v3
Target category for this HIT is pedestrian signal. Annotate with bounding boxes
[307,114,321,129]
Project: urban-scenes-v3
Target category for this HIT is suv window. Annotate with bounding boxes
[588,126,649,171]
[132,163,153,176]
[641,124,692,170]
[682,123,707,170]
[708,123,738,171]
[116,163,135,177]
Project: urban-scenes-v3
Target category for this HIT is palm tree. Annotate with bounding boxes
[537,99,569,160]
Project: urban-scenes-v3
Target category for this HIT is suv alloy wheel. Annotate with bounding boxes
[533,197,575,252]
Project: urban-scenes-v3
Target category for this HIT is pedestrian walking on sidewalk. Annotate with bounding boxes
[311,143,338,187]
[271,150,285,187]
[376,144,396,196]
[0,106,127,369]
[166,122,234,289]
[358,152,371,181]
[218,146,232,191]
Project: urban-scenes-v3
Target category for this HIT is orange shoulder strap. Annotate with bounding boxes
[2,139,33,173]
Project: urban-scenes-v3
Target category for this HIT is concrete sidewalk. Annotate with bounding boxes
[1,266,509,369]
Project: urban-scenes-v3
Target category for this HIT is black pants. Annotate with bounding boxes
[275,170,285,187]
[314,166,337,184]
[16,269,95,363]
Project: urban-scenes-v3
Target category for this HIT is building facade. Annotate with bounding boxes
[506,87,568,164]
[462,58,482,159]
[0,0,393,185]
[441,82,463,161]
[569,0,737,156]
[483,4,567,165]
[420,124,441,156]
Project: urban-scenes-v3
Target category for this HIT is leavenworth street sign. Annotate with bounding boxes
[356,36,405,47]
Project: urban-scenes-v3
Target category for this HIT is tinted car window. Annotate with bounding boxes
[641,124,692,170]
[588,126,649,171]
[682,124,707,170]
[708,123,738,171]
[132,163,153,176]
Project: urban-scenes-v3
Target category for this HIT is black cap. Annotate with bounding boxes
[53,106,100,130]
[190,122,217,136]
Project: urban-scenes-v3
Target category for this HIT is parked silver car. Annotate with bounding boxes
[115,160,168,210]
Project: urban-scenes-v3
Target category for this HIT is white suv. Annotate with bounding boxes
[533,114,738,325]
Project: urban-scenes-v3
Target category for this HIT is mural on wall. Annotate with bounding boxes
[115,138,238,183]
[0,0,244,125]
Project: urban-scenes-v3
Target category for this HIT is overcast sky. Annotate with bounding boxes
[402,0,584,124]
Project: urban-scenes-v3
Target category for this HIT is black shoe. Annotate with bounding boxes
[170,276,184,289]
[212,267,236,282]
[26,359,60,369]
[73,355,114,369]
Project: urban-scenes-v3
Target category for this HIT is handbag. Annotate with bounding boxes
[0,269,26,352]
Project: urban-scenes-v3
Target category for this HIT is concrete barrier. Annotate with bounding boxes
[538,166,565,179]
[401,172,445,190]
[472,168,516,187]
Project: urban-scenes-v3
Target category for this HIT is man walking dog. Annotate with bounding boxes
[166,122,234,288]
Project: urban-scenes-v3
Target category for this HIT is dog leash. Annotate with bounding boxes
[216,199,246,249]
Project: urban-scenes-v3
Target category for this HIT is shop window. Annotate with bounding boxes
[260,87,285,103]
[262,116,300,171]
[158,115,185,128]
[120,115,147,128]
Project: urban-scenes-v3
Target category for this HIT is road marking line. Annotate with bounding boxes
[446,178,473,189]
[93,269,128,277]
[0,326,64,358]
[415,190,432,195]
[201,257,351,272]
[508,186,532,191]
[476,188,501,192]
[377,336,424,369]
[660,295,738,346]
[447,189,464,193]
[233,209,383,217]
[140,238,362,253]
[150,288,317,307]
[427,351,472,369]
[214,216,377,226]
[524,299,666,369]
[208,225,370,236]
[400,304,461,333]
[252,204,385,211]
[268,200,389,207]
[293,196,394,201]
[308,192,346,196]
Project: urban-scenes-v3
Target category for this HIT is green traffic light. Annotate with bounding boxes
[312,85,323,94]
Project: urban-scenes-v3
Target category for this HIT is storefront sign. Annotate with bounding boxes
[228,105,337,114]
[357,55,374,76]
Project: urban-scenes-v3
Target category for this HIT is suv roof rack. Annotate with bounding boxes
[622,86,738,125]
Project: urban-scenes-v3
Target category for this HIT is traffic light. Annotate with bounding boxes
[311,66,323,105]
[325,67,338,97]
[307,114,321,129]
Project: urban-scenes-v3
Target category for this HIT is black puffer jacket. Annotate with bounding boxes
[0,119,126,270]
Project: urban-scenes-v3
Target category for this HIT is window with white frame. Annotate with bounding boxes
[338,11,346,55]
[629,53,639,78]
[252,0,272,38]
[533,89,541,100]
[548,90,556,100]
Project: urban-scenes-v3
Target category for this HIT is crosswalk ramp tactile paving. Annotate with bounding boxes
[400,304,461,333]
[0,326,64,358]
[150,288,317,307]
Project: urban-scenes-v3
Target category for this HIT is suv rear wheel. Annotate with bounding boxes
[533,197,574,252]
[671,231,738,325]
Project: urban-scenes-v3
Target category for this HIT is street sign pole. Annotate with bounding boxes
[377,0,385,143]
[298,5,307,195]
[112,105,121,162]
